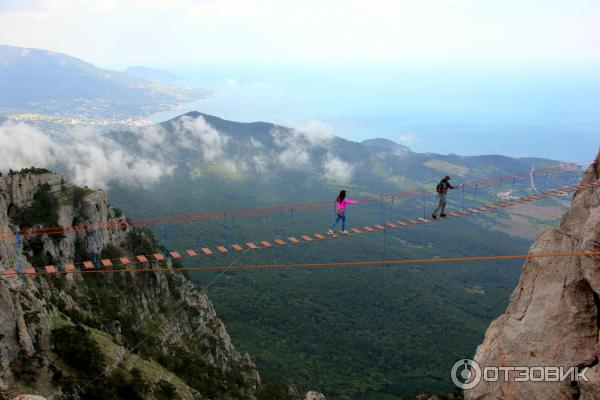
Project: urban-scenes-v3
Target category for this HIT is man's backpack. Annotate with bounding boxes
[436,181,446,193]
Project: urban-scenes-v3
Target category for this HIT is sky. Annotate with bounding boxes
[1,0,599,68]
[1,0,599,160]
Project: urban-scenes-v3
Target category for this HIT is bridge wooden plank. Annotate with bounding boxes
[314,234,326,240]
[101,259,113,267]
[216,246,229,254]
[288,237,301,244]
[274,239,287,246]
[119,257,131,265]
[260,241,273,248]
[301,235,314,242]
[246,242,259,250]
[363,226,375,232]
[64,263,76,272]
[373,224,386,230]
[24,266,36,275]
[3,268,17,278]
[136,255,149,263]
[199,248,212,255]
[231,244,244,251]
[170,251,182,259]
[153,253,165,261]
[351,228,363,234]
[83,261,95,270]
[45,265,57,274]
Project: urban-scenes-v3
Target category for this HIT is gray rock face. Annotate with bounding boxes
[465,158,600,399]
[0,171,261,399]
[304,391,327,400]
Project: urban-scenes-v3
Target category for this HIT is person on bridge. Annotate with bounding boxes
[431,176,459,219]
[328,190,357,235]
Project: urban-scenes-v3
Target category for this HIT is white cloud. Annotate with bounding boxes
[0,115,347,187]
[252,155,270,173]
[399,134,418,145]
[291,121,335,147]
[226,78,237,87]
[131,124,167,153]
[323,154,354,183]
[273,120,333,145]
[270,122,333,170]
[278,148,311,170]
[219,159,240,174]
[248,136,263,148]
[171,115,230,161]
[0,121,174,189]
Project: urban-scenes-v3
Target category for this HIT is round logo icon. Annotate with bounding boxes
[451,358,482,390]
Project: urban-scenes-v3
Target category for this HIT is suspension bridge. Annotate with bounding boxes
[1,160,597,279]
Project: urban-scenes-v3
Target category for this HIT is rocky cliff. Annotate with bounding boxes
[0,170,261,399]
[465,156,600,399]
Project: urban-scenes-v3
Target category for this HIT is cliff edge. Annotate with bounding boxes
[465,156,600,399]
[0,169,260,399]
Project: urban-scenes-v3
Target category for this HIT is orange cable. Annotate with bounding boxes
[7,251,600,277]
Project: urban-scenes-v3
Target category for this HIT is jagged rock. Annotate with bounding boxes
[304,391,326,400]
[11,395,47,400]
[0,171,261,399]
[465,156,600,399]
[13,299,35,357]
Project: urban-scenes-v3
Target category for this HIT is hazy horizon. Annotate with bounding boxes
[149,63,599,162]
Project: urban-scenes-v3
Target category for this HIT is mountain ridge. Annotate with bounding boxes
[0,44,211,131]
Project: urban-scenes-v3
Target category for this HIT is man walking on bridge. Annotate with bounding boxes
[431,175,458,219]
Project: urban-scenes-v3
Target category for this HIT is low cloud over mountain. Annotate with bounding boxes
[0,121,173,188]
[1,112,560,197]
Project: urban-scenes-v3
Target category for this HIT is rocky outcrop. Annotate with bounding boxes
[304,391,326,400]
[465,156,600,399]
[0,171,261,399]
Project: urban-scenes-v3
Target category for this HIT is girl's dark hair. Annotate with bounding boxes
[337,190,346,204]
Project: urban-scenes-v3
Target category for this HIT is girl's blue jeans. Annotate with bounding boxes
[330,211,346,231]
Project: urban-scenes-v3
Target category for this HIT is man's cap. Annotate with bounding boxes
[445,175,451,180]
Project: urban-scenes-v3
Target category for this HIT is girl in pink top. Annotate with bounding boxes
[328,190,357,234]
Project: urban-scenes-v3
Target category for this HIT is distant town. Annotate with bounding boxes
[6,112,150,128]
